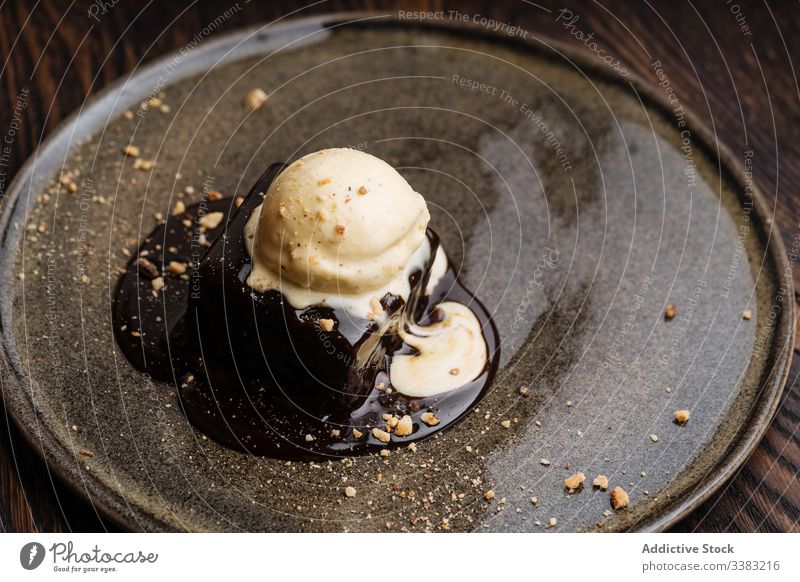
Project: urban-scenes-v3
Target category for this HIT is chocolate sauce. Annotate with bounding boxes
[113,163,499,459]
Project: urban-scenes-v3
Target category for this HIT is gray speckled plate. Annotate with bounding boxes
[0,14,793,532]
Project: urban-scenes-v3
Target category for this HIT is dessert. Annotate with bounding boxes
[113,148,499,458]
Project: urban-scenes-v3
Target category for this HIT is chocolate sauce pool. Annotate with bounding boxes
[113,164,499,459]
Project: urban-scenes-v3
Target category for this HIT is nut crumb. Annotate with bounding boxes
[420,412,440,426]
[357,186,367,195]
[484,490,495,501]
[372,427,391,443]
[539,458,551,466]
[742,309,752,320]
[353,429,363,439]
[335,224,346,235]
[137,257,159,278]
[379,449,390,457]
[610,486,629,509]
[319,318,335,331]
[394,415,413,437]
[207,190,223,201]
[547,517,557,528]
[172,200,186,215]
[665,304,676,320]
[368,296,384,318]
[650,434,659,443]
[317,178,332,186]
[151,277,165,292]
[122,145,139,158]
[199,211,224,230]
[593,475,609,490]
[674,409,690,424]
[168,261,187,275]
[564,472,586,492]
[500,419,511,429]
[344,486,357,498]
[518,385,530,397]
[244,88,268,111]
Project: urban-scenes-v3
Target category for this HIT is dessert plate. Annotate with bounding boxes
[0,14,792,532]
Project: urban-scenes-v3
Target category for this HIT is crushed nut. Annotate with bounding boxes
[500,419,511,429]
[244,88,268,111]
[742,309,752,320]
[172,200,186,215]
[344,486,357,498]
[335,224,346,236]
[199,211,224,230]
[674,409,690,424]
[394,415,413,437]
[610,486,629,509]
[151,277,165,292]
[665,304,676,320]
[168,261,187,275]
[372,427,391,443]
[650,434,659,443]
[357,186,368,195]
[420,412,440,426]
[564,472,586,492]
[122,145,140,158]
[518,385,530,397]
[539,458,551,466]
[137,257,159,278]
[484,490,495,501]
[207,190,223,201]
[593,475,609,490]
[368,296,384,318]
[547,517,557,528]
[319,318,334,331]
[353,429,363,439]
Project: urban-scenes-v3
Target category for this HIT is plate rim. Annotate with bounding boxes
[0,11,793,533]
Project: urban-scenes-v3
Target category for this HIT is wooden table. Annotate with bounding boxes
[1,0,797,533]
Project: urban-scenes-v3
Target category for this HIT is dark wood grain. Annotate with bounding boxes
[0,0,798,533]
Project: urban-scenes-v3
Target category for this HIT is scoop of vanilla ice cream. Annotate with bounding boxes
[247,148,430,295]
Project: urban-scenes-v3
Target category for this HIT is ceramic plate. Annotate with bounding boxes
[0,14,793,532]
